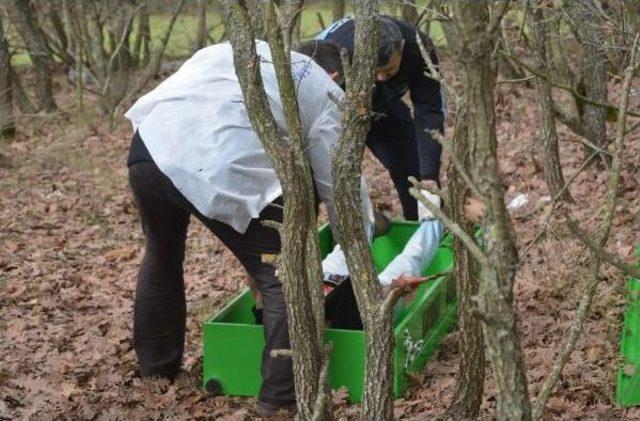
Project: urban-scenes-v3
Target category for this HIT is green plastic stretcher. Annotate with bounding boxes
[202,220,456,403]
[616,244,640,406]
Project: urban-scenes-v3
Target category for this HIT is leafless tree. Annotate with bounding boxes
[331,0,346,22]
[193,0,208,52]
[402,0,418,24]
[444,110,486,419]
[221,1,330,419]
[329,0,427,418]
[415,2,533,418]
[4,0,57,112]
[562,1,608,159]
[0,14,15,139]
[533,36,640,421]
[528,2,571,203]
[132,3,151,68]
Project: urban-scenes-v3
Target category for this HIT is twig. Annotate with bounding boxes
[520,151,598,257]
[101,6,139,97]
[412,176,444,197]
[261,253,279,265]
[425,131,485,200]
[624,119,640,136]
[501,50,640,119]
[487,0,512,34]
[416,33,458,108]
[316,12,325,31]
[566,218,640,279]
[409,181,489,267]
[518,151,598,221]
[327,91,344,111]
[261,220,283,232]
[122,0,186,105]
[496,75,535,84]
[381,271,449,314]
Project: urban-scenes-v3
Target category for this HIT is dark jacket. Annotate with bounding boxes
[319,17,445,181]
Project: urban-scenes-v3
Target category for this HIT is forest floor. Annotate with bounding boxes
[1,67,640,420]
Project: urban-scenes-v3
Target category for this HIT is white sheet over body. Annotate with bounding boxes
[322,220,445,285]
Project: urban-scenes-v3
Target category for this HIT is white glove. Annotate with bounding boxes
[417,189,441,221]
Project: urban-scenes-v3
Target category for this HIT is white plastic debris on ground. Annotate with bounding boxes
[507,193,529,211]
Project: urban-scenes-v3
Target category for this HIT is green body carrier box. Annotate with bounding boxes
[616,245,640,406]
[202,220,456,403]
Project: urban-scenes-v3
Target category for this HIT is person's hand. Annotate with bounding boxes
[464,197,486,223]
[384,274,431,303]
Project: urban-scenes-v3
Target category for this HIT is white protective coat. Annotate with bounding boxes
[125,41,372,235]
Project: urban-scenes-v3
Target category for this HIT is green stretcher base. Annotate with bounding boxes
[202,220,457,403]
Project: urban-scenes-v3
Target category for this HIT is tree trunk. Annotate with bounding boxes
[449,2,532,420]
[402,0,419,25]
[194,0,208,52]
[222,2,330,419]
[0,16,15,139]
[132,3,151,68]
[247,0,265,39]
[332,1,406,419]
[8,67,34,115]
[445,106,485,419]
[529,4,571,203]
[45,0,74,69]
[5,0,57,112]
[331,0,345,22]
[625,0,640,32]
[564,0,608,157]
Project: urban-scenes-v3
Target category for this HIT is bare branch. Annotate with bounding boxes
[487,0,512,34]
[409,180,489,267]
[500,50,640,119]
[427,130,484,199]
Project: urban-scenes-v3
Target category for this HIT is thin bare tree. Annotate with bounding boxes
[528,2,572,203]
[5,0,57,112]
[331,0,346,22]
[562,1,608,159]
[193,0,208,52]
[0,14,15,139]
[415,2,533,419]
[221,1,330,418]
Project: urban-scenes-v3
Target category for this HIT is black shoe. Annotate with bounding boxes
[256,400,297,418]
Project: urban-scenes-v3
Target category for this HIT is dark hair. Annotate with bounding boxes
[295,40,344,79]
[377,17,403,65]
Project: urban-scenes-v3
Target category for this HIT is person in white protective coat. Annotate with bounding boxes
[124,40,374,415]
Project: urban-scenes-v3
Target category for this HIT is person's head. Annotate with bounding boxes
[376,17,404,82]
[295,40,344,85]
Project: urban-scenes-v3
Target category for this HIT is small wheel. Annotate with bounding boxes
[205,377,222,396]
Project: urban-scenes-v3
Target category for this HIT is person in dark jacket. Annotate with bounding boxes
[316,16,445,220]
